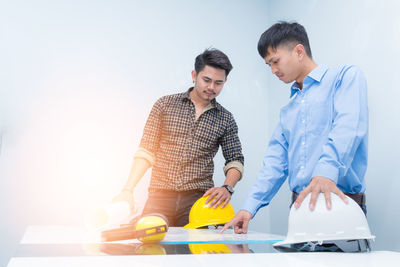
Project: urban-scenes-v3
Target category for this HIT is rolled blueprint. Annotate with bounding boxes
[85,201,130,230]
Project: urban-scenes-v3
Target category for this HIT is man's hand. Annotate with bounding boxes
[112,190,136,214]
[294,176,348,211]
[203,186,232,209]
[219,210,252,234]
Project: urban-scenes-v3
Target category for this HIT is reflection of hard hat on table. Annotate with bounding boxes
[135,244,167,255]
[189,243,232,254]
[184,196,235,229]
[274,193,375,252]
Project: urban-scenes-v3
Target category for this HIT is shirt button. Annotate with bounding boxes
[302,141,305,145]
[302,120,305,123]
[301,99,305,103]
[300,166,304,169]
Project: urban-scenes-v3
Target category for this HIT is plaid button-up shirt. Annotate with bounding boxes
[135,88,244,192]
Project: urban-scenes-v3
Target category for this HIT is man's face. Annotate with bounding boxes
[264,44,303,84]
[191,65,227,102]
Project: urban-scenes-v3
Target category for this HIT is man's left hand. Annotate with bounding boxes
[203,187,231,209]
[294,176,348,211]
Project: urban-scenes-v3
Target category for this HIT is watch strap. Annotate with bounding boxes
[221,185,234,195]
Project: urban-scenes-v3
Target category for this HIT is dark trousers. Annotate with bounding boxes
[291,192,367,215]
[142,189,205,227]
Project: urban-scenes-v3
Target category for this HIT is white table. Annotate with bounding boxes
[7,225,400,267]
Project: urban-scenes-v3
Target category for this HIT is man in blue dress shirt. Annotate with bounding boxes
[221,22,368,234]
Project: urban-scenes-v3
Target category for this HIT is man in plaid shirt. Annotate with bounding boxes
[113,49,244,226]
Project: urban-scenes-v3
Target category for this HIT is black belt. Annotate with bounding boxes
[292,191,365,206]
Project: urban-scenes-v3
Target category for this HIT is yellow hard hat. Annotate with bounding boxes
[183,196,235,229]
[101,213,168,244]
[135,215,168,243]
[189,243,232,254]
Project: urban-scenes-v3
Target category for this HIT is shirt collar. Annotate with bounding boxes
[182,87,220,111]
[307,64,328,83]
[290,65,328,97]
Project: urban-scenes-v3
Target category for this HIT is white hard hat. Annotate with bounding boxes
[274,193,375,250]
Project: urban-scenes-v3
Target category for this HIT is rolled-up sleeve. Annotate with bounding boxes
[220,116,244,178]
[134,147,155,166]
[137,98,164,164]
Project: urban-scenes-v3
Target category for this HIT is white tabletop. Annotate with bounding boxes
[7,225,400,267]
[8,251,400,267]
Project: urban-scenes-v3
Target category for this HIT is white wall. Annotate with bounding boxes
[0,0,271,265]
[265,0,400,251]
[1,0,399,265]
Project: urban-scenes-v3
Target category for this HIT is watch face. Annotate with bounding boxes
[223,185,234,194]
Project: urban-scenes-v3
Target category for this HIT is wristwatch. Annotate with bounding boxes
[221,185,234,195]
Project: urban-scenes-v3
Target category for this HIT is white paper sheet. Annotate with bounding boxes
[20,225,284,244]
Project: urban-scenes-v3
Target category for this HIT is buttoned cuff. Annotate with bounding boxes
[240,197,261,218]
[311,162,339,183]
[134,147,155,166]
[223,161,244,179]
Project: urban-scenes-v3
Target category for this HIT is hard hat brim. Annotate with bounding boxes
[273,235,376,247]
[183,222,208,229]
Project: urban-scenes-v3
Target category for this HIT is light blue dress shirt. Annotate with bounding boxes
[242,65,368,216]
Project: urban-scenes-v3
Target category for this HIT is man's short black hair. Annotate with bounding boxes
[257,21,312,59]
[195,48,233,77]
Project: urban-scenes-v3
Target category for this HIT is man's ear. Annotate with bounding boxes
[294,44,306,60]
[191,70,197,83]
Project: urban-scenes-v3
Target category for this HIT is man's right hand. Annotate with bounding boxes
[112,190,136,214]
[219,209,252,234]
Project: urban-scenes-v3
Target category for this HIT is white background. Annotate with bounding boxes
[1,0,399,265]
